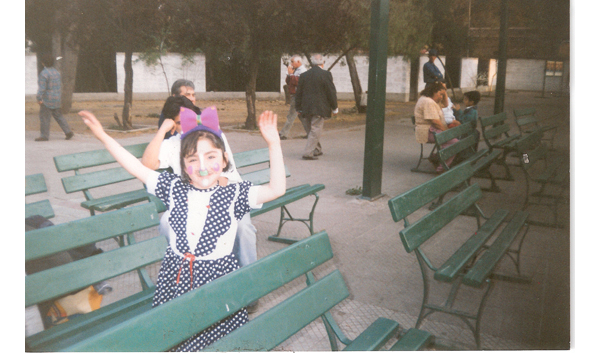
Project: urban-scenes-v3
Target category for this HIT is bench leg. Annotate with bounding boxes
[411,144,438,174]
[268,193,321,244]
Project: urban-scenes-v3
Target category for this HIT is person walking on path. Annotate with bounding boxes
[279,55,307,140]
[295,54,338,160]
[35,53,74,141]
[423,49,444,90]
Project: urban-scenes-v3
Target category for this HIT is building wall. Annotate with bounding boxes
[25,53,569,100]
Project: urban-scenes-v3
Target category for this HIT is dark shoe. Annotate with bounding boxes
[302,155,318,160]
[65,132,74,140]
[35,137,48,142]
[247,300,259,314]
[279,135,288,140]
[314,151,323,156]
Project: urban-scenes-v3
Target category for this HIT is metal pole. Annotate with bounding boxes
[361,0,389,200]
[494,0,509,114]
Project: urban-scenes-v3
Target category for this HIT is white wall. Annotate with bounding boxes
[460,58,479,90]
[25,52,570,100]
[115,53,206,94]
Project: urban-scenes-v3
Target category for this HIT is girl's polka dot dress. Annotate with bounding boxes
[149,172,253,351]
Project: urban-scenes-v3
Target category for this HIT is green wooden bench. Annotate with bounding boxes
[409,116,438,174]
[513,107,558,149]
[434,121,503,192]
[53,142,162,216]
[25,203,164,352]
[479,112,522,181]
[515,129,569,228]
[32,230,432,351]
[26,173,55,219]
[233,147,325,244]
[388,162,531,349]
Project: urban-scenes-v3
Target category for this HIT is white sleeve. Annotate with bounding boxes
[248,185,263,209]
[158,137,180,171]
[144,170,162,196]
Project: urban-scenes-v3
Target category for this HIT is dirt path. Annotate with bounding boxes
[25,98,414,139]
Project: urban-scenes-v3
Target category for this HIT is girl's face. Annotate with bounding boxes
[183,138,227,189]
[432,89,446,103]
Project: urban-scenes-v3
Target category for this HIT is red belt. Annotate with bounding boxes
[176,253,196,289]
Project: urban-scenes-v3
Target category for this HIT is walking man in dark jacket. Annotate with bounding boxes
[295,54,338,160]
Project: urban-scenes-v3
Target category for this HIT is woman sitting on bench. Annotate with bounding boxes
[414,81,459,173]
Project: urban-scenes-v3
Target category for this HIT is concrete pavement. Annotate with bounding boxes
[25,91,570,350]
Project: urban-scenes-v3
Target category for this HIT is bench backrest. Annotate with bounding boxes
[25,203,162,307]
[435,123,478,166]
[513,108,540,132]
[26,173,48,196]
[388,162,479,252]
[53,143,149,196]
[62,231,340,352]
[515,129,546,171]
[233,147,291,186]
[479,112,511,140]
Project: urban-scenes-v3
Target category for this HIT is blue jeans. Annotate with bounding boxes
[39,104,72,139]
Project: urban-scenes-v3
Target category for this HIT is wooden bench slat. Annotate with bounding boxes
[27,288,155,351]
[239,165,291,186]
[53,143,148,172]
[62,232,334,352]
[472,149,502,172]
[25,200,55,219]
[342,317,399,351]
[462,211,529,287]
[400,184,482,253]
[251,184,325,217]
[388,162,474,222]
[26,173,48,196]
[80,188,152,212]
[389,328,434,351]
[434,209,509,282]
[204,271,349,352]
[26,236,167,307]
[26,203,160,261]
[232,147,270,168]
[60,166,138,193]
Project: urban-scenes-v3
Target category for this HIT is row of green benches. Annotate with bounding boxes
[25,202,433,351]
[411,107,568,227]
[51,143,324,243]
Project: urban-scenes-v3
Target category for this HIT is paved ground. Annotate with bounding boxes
[24,91,571,350]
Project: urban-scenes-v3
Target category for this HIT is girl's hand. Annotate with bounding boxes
[258,110,280,146]
[78,110,106,137]
[159,118,176,135]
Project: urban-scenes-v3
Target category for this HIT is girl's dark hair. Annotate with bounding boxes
[179,130,230,184]
[420,82,446,98]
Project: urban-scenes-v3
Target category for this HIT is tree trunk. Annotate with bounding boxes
[122,49,134,129]
[346,50,365,112]
[244,52,260,130]
[52,23,79,115]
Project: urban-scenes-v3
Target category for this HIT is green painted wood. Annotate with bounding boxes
[26,173,48,195]
[240,166,291,186]
[438,134,477,163]
[251,184,325,217]
[342,317,399,351]
[513,107,536,118]
[26,288,155,351]
[388,162,474,222]
[232,148,270,168]
[60,166,139,193]
[463,211,529,287]
[25,200,55,219]
[479,112,508,128]
[482,122,510,141]
[434,209,509,282]
[63,232,333,352]
[435,122,473,145]
[204,271,349,352]
[399,184,482,253]
[80,188,152,212]
[515,116,538,128]
[26,235,166,307]
[26,203,159,261]
[389,328,434,351]
[472,149,502,172]
[53,143,148,172]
